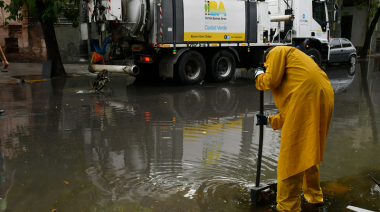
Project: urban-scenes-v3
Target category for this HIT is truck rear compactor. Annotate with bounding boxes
[82,0,339,86]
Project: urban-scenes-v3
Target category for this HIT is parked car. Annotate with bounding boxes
[328,38,357,65]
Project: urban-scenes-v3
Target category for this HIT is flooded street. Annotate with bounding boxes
[0,61,380,211]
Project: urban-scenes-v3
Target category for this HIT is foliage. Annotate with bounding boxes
[353,0,380,17]
[0,0,80,27]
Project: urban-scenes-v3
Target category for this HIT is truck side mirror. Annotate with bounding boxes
[334,3,339,22]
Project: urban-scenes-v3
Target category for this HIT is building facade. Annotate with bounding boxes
[0,0,82,63]
[331,0,380,54]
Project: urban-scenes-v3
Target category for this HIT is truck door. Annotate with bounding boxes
[311,1,328,41]
[329,39,343,62]
[297,0,312,37]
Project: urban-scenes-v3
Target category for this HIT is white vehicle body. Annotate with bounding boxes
[83,0,338,85]
[269,0,332,43]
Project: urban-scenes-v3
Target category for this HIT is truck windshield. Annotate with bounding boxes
[313,1,327,22]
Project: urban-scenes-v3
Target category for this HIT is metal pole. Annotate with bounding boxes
[255,90,264,187]
[251,89,274,206]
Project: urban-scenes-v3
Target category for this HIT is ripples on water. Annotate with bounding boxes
[0,76,282,211]
[73,79,281,210]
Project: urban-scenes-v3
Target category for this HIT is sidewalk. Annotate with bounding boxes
[0,63,93,83]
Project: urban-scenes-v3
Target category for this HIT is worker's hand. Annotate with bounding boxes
[256,113,268,126]
[255,67,265,80]
[2,59,9,69]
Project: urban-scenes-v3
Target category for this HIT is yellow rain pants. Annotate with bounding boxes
[255,46,334,211]
[277,165,323,211]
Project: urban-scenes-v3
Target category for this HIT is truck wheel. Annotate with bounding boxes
[306,48,321,67]
[208,50,236,82]
[176,50,206,85]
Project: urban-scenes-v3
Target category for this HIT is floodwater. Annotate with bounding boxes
[0,60,379,212]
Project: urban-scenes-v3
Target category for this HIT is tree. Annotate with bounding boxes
[0,0,80,77]
[351,0,380,58]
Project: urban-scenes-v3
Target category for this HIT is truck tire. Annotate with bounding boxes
[207,50,236,82]
[306,48,322,67]
[175,50,206,85]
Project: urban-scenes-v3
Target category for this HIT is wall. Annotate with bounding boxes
[343,6,368,47]
[0,0,85,63]
[0,1,47,62]
[28,25,47,61]
[55,25,81,63]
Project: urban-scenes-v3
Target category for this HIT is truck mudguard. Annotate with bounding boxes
[228,47,240,62]
[299,39,310,53]
[158,48,190,79]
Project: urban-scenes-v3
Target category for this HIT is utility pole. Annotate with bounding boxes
[79,0,89,61]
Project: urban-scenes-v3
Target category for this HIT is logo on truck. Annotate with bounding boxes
[184,0,245,42]
[204,0,226,16]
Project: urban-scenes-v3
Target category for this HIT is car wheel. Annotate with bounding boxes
[306,48,322,67]
[348,55,356,65]
[175,50,206,85]
[207,50,236,82]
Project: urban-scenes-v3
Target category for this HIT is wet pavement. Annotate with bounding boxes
[0,61,379,212]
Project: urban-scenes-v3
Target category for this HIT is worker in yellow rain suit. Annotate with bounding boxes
[255,46,334,211]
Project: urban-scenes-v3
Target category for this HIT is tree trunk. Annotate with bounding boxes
[359,6,380,58]
[36,0,67,77]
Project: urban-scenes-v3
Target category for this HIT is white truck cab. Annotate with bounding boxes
[267,0,338,64]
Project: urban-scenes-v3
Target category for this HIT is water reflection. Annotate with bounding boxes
[320,62,380,211]
[0,62,379,211]
[359,62,378,143]
[73,81,282,210]
[327,64,356,93]
[0,76,283,211]
[0,148,15,211]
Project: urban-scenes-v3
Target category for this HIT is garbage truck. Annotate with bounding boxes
[81,0,339,87]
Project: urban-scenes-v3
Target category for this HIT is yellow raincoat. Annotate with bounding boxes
[255,46,334,181]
